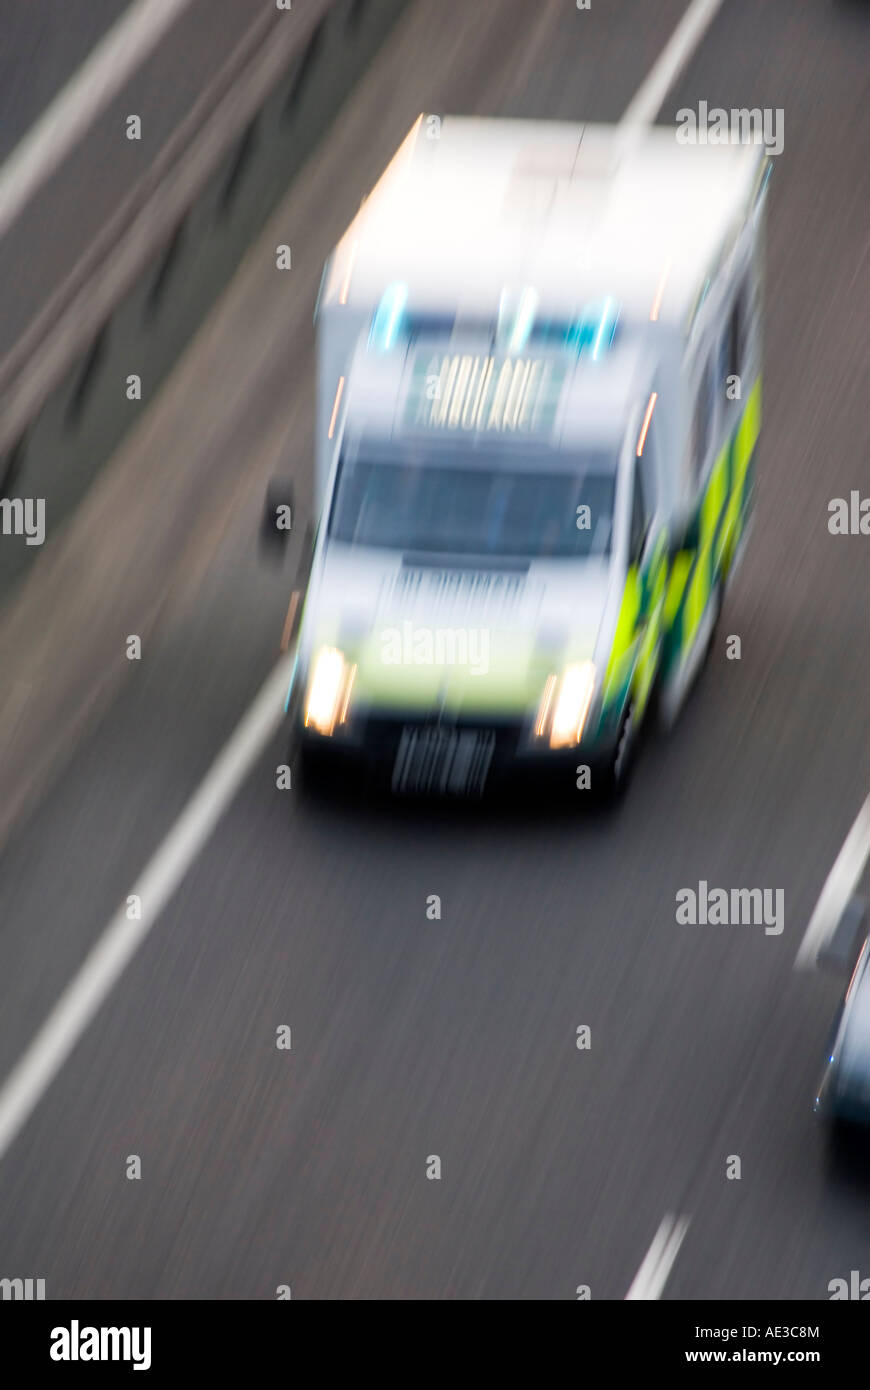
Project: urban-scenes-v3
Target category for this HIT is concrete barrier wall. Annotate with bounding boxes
[0,0,408,597]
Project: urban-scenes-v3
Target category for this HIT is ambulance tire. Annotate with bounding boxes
[658,578,724,731]
[700,577,724,671]
[297,736,369,806]
[297,738,340,799]
[597,699,637,805]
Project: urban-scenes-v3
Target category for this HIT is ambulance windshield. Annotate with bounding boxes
[328,440,616,559]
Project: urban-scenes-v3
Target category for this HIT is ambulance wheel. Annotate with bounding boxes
[659,579,724,731]
[298,738,336,794]
[297,737,364,804]
[700,578,724,670]
[598,699,637,804]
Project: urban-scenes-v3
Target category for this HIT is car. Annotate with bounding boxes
[815,933,870,1128]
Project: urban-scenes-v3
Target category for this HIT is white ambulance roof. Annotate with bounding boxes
[324,116,765,329]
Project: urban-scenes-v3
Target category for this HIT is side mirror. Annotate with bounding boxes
[294,520,316,590]
[260,479,295,558]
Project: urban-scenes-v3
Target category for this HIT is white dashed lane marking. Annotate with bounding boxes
[625,1214,691,1300]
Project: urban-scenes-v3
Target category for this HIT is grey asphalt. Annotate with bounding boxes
[1,0,869,1299]
[0,1,129,163]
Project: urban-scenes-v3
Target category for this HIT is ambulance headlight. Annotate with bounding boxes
[536,661,597,749]
[304,646,356,736]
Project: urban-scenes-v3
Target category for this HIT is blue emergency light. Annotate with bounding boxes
[563,297,619,358]
[368,282,408,351]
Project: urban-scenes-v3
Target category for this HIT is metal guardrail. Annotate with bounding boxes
[0,0,408,597]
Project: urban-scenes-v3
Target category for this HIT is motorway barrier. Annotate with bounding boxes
[0,0,408,597]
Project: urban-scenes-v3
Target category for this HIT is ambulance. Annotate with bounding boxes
[264,116,769,798]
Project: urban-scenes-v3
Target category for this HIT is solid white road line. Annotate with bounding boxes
[794,794,870,971]
[0,647,297,1163]
[0,0,725,1165]
[619,0,725,131]
[625,1214,691,1300]
[0,0,197,241]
